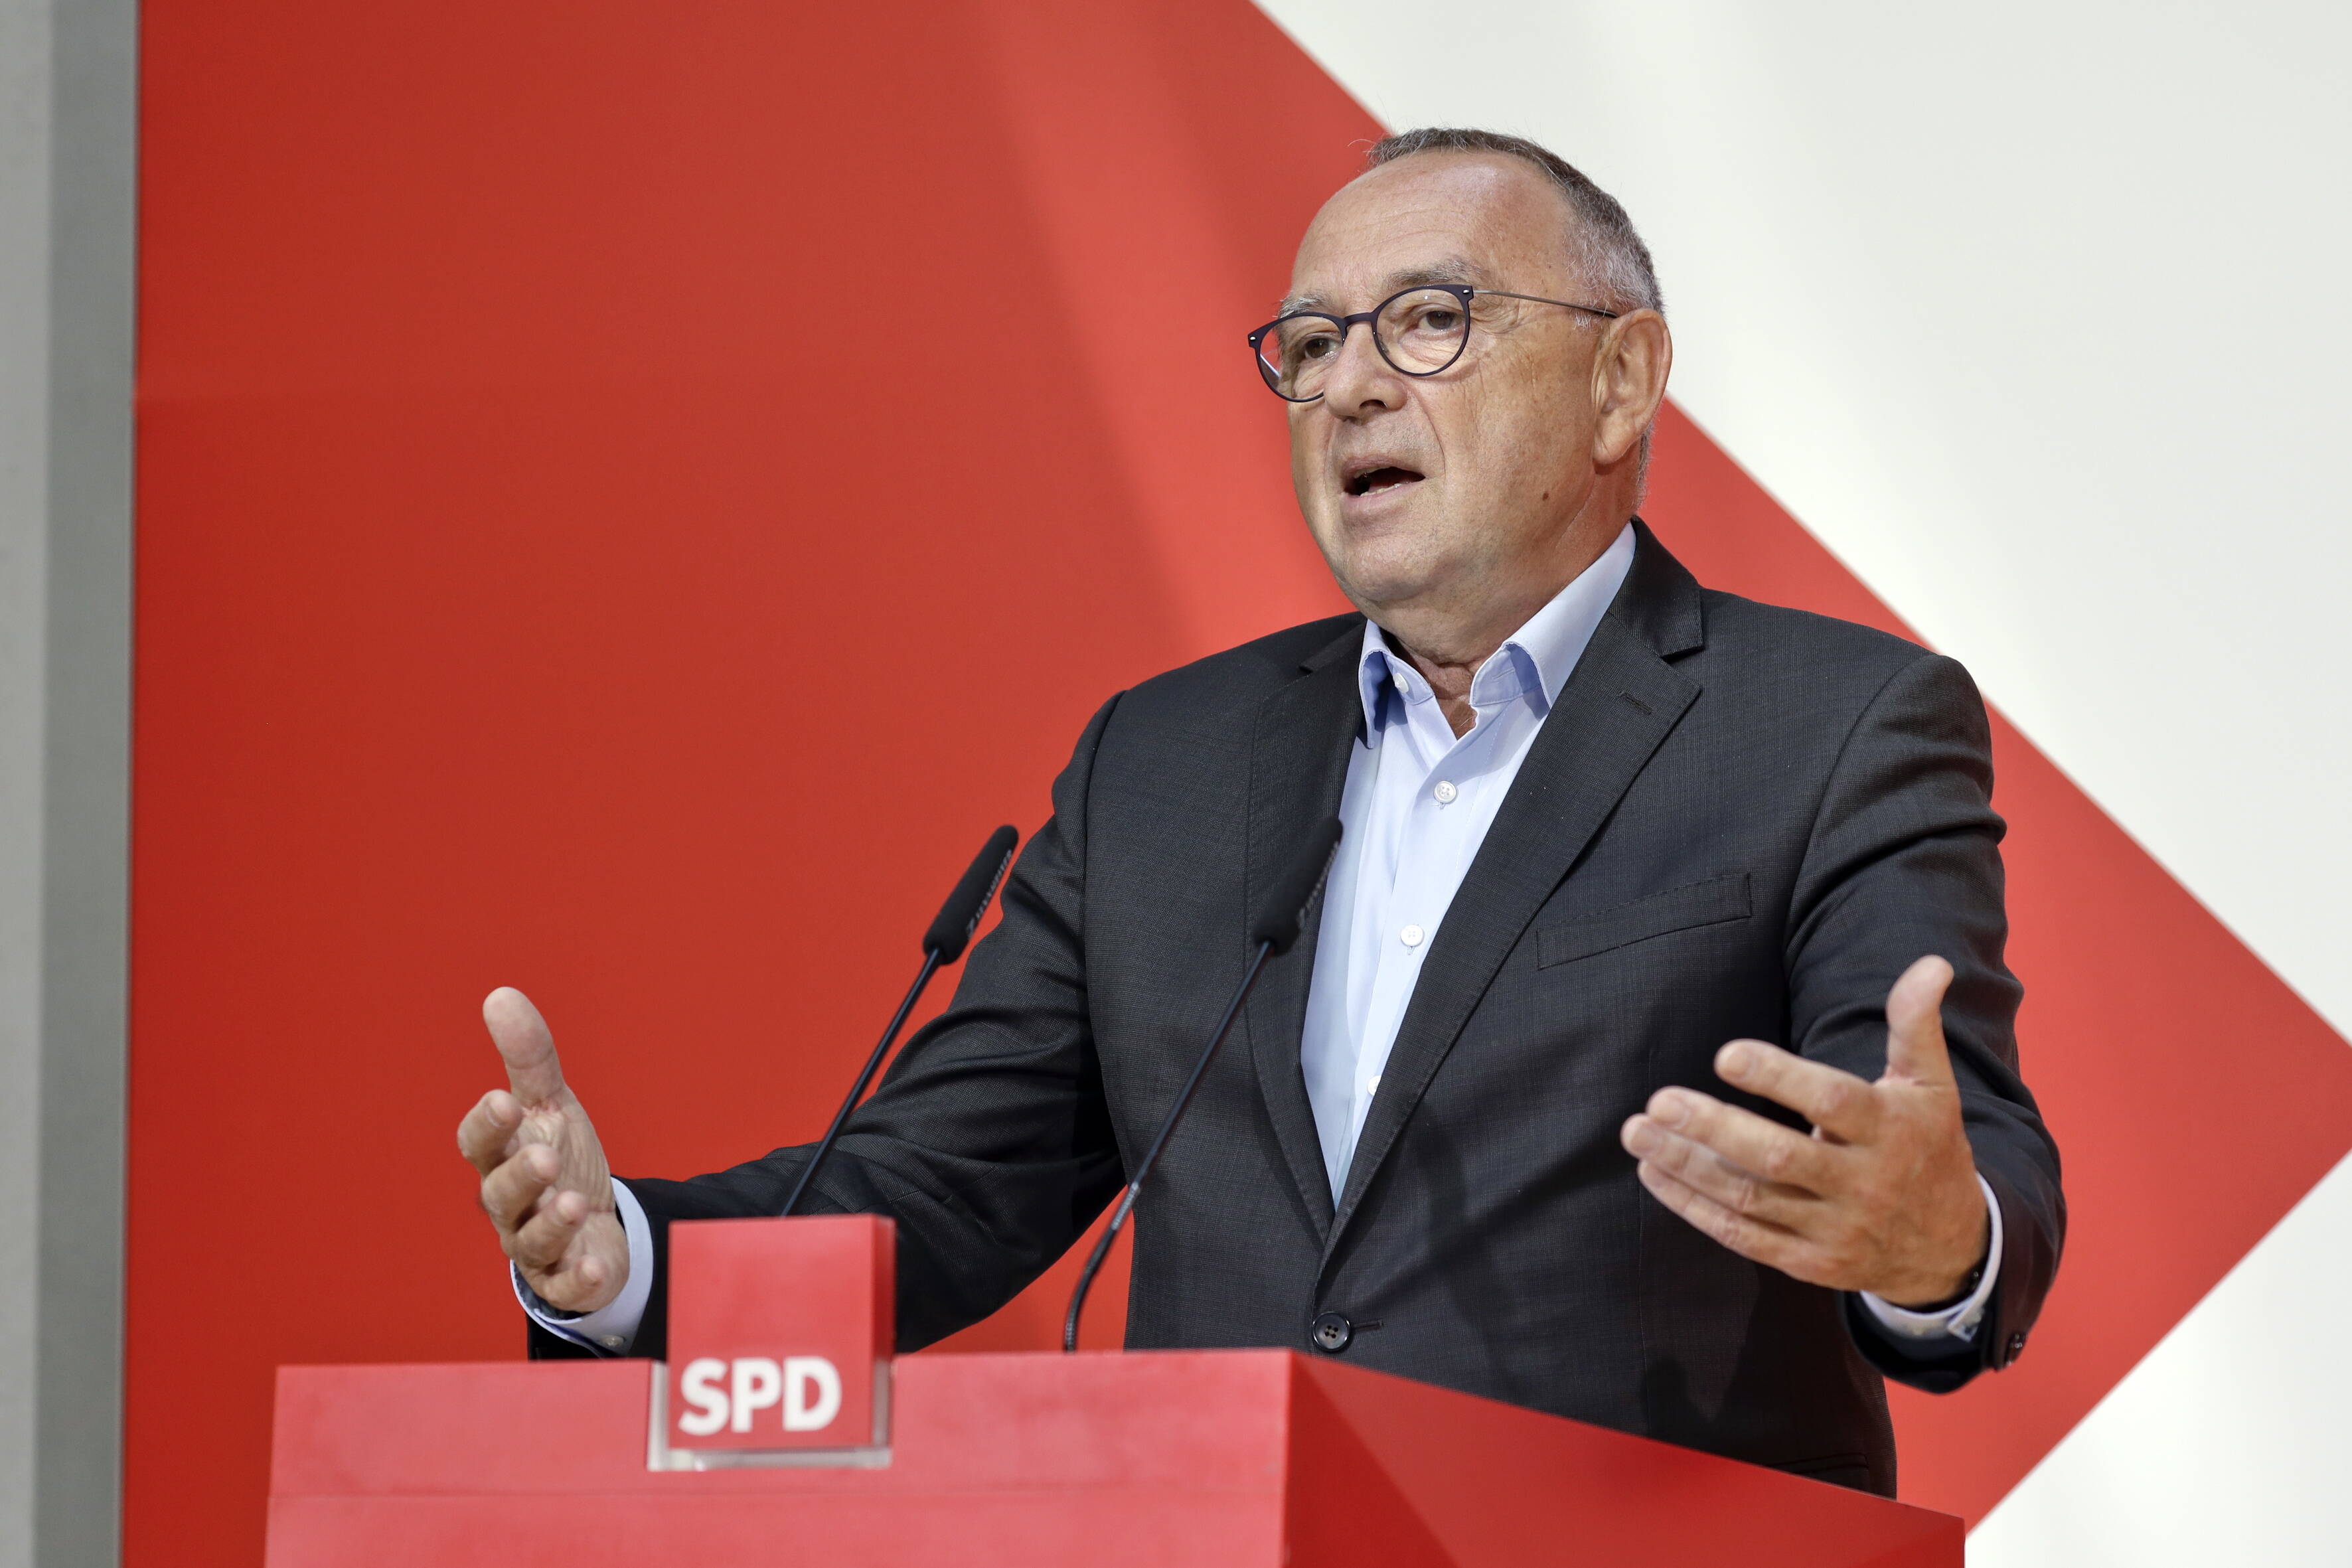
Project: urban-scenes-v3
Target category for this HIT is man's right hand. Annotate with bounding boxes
[456,986,628,1314]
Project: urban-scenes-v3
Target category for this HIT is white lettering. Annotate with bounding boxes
[729,1357,782,1433]
[783,1356,842,1432]
[676,1358,729,1438]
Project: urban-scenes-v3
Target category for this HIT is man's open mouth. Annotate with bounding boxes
[1344,465,1425,497]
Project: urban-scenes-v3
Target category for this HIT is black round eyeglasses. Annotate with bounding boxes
[1247,284,1619,402]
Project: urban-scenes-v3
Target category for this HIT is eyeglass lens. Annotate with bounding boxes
[1255,288,1472,400]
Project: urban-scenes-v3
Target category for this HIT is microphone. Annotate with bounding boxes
[780,824,1020,1218]
[1062,817,1344,1352]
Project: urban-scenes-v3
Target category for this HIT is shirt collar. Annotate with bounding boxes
[1355,522,1638,736]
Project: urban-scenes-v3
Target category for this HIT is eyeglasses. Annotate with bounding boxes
[1247,285,1620,403]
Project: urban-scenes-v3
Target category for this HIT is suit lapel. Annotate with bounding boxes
[1241,622,1366,1241]
[1324,524,1707,1252]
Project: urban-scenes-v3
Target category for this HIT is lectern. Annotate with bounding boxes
[266,1217,1960,1566]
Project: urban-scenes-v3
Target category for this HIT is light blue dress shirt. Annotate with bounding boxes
[1300,525,1639,1196]
[525,522,1996,1354]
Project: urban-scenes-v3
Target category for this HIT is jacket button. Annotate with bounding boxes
[2006,1331,2027,1360]
[1310,1312,1354,1354]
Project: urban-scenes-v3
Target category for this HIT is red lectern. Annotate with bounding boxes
[268,1218,1960,1566]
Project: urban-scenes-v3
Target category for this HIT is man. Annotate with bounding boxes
[457,128,2063,1494]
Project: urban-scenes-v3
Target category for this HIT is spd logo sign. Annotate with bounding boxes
[651,1214,894,1468]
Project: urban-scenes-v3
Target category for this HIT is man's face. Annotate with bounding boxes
[1283,153,1610,623]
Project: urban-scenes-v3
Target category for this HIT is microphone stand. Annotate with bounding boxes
[1062,937,1276,1352]
[779,948,943,1219]
[1063,816,1342,1352]
[780,824,1018,1219]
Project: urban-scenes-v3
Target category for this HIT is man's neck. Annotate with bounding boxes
[1387,637,1487,740]
[1374,520,1628,738]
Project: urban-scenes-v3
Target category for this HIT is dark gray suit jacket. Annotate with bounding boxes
[538,521,2065,1497]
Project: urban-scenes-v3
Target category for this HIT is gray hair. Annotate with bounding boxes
[1366,127,1663,317]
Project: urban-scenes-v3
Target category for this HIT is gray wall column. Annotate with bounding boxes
[1,0,137,1563]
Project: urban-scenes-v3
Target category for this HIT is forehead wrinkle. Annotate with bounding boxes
[1278,254,1494,319]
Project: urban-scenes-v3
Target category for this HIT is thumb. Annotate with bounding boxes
[1883,955,1957,1087]
[483,986,566,1105]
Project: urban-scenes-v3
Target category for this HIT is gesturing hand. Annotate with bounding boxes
[455,987,628,1314]
[1618,955,1990,1307]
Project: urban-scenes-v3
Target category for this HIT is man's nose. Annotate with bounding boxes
[1319,319,1403,416]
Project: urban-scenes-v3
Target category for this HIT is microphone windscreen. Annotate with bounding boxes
[1247,817,1344,953]
[923,824,1020,963]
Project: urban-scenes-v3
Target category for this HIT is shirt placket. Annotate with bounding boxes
[1350,678,1499,1135]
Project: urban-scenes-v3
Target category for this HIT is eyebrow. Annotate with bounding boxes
[1277,256,1490,317]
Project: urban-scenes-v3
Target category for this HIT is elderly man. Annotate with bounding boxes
[457,127,2062,1494]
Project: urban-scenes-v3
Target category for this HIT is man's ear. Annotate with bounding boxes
[1591,311,1672,467]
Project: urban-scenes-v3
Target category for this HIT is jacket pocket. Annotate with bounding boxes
[1535,872,1752,969]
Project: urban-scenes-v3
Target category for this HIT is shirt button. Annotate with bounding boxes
[599,1334,626,1350]
[1367,1074,1381,1094]
[1433,780,1458,804]
[1400,924,1425,947]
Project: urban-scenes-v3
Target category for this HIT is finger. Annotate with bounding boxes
[483,986,566,1105]
[561,1249,609,1294]
[520,1211,623,1308]
[455,1089,524,1174]
[1883,955,1958,1087]
[509,1186,591,1271]
[1634,1160,1815,1277]
[1712,1040,1881,1144]
[1629,1093,1842,1202]
[523,1239,611,1307]
[479,1143,560,1234]
[1621,1113,1823,1228]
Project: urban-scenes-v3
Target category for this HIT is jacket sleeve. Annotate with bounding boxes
[532,695,1129,1362]
[1782,650,2066,1393]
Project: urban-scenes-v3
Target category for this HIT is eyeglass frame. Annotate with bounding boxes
[1246,284,1621,403]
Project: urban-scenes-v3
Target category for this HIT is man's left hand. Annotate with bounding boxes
[1618,954,1990,1306]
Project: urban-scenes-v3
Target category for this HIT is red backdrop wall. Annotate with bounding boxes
[131,2,2352,1563]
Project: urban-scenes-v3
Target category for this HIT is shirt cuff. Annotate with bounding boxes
[510,1177,655,1355]
[1856,1173,2003,1348]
